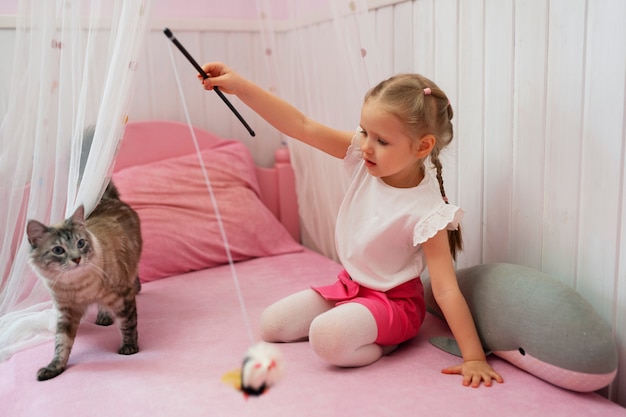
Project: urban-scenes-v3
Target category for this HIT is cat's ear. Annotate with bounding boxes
[26,220,48,248]
[71,205,86,225]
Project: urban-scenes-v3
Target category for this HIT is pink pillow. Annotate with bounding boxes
[112,140,302,282]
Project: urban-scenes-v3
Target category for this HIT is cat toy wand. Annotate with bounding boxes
[165,27,284,398]
[163,28,256,137]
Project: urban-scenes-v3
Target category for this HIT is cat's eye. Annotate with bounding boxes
[77,239,86,249]
[51,246,65,255]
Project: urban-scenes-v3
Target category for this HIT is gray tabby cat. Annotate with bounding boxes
[26,128,142,380]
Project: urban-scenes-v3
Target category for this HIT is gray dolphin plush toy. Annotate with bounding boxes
[424,263,618,392]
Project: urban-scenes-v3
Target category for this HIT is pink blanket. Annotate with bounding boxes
[1,249,624,417]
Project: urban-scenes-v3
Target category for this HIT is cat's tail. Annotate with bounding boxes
[102,181,121,200]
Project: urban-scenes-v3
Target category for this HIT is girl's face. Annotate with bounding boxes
[359,99,433,188]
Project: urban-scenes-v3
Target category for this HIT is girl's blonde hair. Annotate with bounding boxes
[364,74,462,259]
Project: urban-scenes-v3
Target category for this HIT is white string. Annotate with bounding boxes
[166,42,255,346]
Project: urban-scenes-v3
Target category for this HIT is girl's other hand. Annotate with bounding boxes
[441,360,504,388]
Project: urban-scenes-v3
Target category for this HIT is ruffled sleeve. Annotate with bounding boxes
[413,203,464,246]
[343,129,363,177]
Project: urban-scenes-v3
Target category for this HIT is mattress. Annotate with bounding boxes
[1,248,624,417]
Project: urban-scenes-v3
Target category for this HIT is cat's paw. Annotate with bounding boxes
[118,344,139,355]
[37,366,65,381]
[95,311,114,326]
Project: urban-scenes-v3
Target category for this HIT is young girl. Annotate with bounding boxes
[199,63,503,388]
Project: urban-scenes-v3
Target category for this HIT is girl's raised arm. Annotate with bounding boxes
[200,62,353,159]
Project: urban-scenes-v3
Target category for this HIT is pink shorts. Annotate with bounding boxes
[312,270,426,346]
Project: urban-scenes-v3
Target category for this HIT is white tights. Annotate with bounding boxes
[260,289,391,367]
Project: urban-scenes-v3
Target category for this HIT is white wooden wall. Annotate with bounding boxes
[1,0,625,406]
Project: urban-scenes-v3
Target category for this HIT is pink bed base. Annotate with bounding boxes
[1,120,624,417]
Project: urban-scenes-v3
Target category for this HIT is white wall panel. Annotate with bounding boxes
[411,0,433,75]
[456,0,485,267]
[482,0,515,263]
[578,0,626,319]
[392,1,414,73]
[374,5,394,80]
[510,0,548,269]
[579,1,626,403]
[542,0,586,287]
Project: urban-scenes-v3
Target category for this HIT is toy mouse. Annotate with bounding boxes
[222,342,284,398]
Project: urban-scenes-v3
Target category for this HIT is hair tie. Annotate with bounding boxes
[442,196,449,203]
[423,87,432,95]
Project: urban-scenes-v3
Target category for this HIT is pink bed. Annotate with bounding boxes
[1,121,624,417]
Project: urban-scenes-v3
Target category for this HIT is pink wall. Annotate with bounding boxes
[0,0,271,18]
[150,0,326,20]
[152,0,268,20]
[0,0,327,20]
[0,0,16,14]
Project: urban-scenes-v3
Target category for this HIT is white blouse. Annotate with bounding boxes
[334,134,463,292]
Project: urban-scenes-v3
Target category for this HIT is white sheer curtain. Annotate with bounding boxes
[256,0,387,260]
[0,0,151,360]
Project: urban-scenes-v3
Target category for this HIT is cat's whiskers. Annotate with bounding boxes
[48,271,65,286]
[86,263,112,282]
[44,268,70,292]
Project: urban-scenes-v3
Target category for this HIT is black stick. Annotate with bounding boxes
[163,28,255,137]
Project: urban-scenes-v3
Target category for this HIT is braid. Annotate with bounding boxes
[430,149,463,260]
[430,149,448,202]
